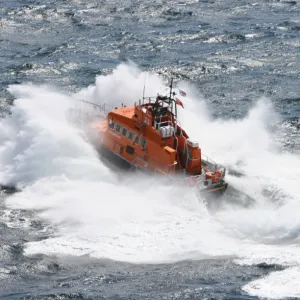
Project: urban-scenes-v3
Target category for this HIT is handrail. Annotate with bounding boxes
[202,153,225,171]
[130,156,148,171]
[129,153,226,189]
[79,100,114,115]
[130,156,175,173]
[67,100,115,126]
[154,120,173,130]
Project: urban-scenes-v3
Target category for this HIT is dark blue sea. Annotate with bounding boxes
[1,1,300,299]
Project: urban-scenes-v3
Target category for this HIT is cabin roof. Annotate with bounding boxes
[111,106,135,119]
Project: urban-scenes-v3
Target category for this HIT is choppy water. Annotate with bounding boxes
[0,1,300,299]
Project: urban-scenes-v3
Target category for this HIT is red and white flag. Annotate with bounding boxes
[179,89,186,97]
[175,98,184,108]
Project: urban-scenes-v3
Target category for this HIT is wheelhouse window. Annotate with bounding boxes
[128,131,134,141]
[115,124,121,133]
[142,138,147,149]
[122,127,128,137]
[108,119,115,129]
[134,135,140,145]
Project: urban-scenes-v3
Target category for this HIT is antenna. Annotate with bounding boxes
[142,73,146,104]
[169,78,173,99]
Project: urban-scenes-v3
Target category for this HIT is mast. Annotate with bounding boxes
[142,73,146,104]
[169,78,173,100]
[169,78,177,120]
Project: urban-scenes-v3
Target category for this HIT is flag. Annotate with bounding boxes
[175,98,184,108]
[179,89,186,97]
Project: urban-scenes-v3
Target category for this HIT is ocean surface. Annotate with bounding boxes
[0,0,300,299]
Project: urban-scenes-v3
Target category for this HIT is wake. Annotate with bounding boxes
[1,63,300,299]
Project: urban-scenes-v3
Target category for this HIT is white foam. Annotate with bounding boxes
[10,177,236,263]
[76,62,163,108]
[243,267,300,299]
[0,84,113,188]
[1,63,300,298]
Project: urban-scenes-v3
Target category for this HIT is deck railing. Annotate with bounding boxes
[201,153,226,178]
[67,100,114,126]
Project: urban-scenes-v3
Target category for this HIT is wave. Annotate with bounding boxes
[1,63,300,298]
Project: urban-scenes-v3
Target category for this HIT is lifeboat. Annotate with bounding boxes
[69,80,228,196]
